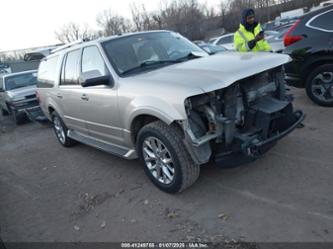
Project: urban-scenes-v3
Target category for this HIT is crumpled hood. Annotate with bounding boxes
[6,85,36,99]
[132,52,291,93]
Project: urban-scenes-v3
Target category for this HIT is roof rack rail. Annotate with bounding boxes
[51,38,89,54]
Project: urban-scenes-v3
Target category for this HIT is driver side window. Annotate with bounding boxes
[81,46,108,76]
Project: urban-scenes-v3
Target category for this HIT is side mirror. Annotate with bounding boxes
[79,70,113,87]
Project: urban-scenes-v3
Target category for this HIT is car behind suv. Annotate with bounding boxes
[283,5,333,106]
[0,70,38,124]
[37,31,304,193]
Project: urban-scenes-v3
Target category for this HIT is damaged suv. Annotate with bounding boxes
[37,31,304,193]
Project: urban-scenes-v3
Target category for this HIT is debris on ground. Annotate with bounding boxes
[165,208,178,219]
[71,192,112,218]
[100,221,106,229]
[74,225,80,231]
[218,213,229,221]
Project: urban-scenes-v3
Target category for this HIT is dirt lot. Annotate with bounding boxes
[0,88,333,245]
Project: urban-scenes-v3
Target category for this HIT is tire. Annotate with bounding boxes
[305,64,333,107]
[51,112,76,147]
[10,107,24,125]
[136,121,200,193]
[1,107,9,116]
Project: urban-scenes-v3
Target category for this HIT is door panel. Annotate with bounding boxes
[80,85,123,145]
[79,46,123,145]
[58,86,89,134]
[57,49,89,135]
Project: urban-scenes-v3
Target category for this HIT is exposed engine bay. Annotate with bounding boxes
[182,66,304,166]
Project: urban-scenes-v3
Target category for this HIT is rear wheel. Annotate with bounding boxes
[51,112,76,147]
[137,121,200,193]
[306,64,333,107]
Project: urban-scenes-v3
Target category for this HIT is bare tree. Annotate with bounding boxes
[157,0,207,40]
[130,3,162,31]
[96,9,132,36]
[0,50,25,61]
[219,0,232,25]
[55,22,97,43]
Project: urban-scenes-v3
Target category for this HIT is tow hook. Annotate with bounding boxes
[241,137,262,158]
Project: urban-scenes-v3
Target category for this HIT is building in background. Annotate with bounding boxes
[0,44,62,75]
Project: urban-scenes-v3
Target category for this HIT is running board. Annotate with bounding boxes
[67,130,137,159]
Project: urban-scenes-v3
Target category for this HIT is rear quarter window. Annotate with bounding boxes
[308,9,333,31]
[37,55,60,88]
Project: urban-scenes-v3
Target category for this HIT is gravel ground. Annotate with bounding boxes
[0,88,332,246]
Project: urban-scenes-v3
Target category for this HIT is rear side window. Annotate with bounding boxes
[37,56,59,88]
[61,49,81,85]
[308,10,333,31]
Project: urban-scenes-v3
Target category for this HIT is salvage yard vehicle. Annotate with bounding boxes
[0,70,38,124]
[37,31,304,193]
[284,5,333,106]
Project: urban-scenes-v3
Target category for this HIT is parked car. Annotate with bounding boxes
[212,33,235,50]
[192,40,206,46]
[283,5,333,106]
[0,63,11,75]
[212,32,272,51]
[208,37,218,44]
[267,24,293,53]
[0,70,38,124]
[198,43,227,54]
[264,30,279,40]
[320,0,333,7]
[37,31,304,193]
[262,21,276,31]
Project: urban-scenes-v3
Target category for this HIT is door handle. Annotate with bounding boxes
[56,93,63,99]
[81,94,89,101]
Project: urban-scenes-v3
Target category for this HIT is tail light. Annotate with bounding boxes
[284,19,303,47]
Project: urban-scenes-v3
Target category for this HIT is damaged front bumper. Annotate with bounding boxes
[214,96,305,167]
[183,94,305,167]
[214,110,304,167]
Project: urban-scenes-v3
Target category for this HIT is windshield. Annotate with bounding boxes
[5,72,37,90]
[102,32,207,76]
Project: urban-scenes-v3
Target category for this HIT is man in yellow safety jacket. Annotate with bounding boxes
[234,8,271,52]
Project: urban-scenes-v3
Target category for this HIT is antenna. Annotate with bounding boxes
[51,39,89,53]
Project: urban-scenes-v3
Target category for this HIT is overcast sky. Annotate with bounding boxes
[0,0,222,51]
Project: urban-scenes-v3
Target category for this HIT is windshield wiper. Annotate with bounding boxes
[173,52,205,62]
[120,52,205,76]
[121,60,181,76]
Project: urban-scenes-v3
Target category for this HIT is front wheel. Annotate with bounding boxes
[1,106,9,116]
[10,107,24,125]
[137,121,200,193]
[51,112,76,147]
[306,64,333,107]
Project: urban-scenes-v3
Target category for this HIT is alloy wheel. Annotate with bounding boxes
[142,136,175,185]
[53,116,66,144]
[311,72,333,103]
